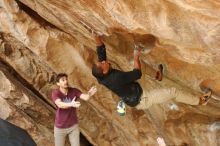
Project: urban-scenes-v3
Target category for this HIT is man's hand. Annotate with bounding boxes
[88,86,97,96]
[71,97,81,108]
[79,86,97,101]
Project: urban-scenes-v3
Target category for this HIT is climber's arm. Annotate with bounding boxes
[134,46,142,71]
[95,36,107,62]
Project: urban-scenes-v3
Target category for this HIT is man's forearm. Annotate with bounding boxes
[56,102,73,109]
[80,86,97,101]
[80,93,90,101]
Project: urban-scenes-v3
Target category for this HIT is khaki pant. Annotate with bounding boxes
[54,124,79,146]
[136,87,200,110]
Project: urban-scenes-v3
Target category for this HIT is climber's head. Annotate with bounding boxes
[92,61,111,78]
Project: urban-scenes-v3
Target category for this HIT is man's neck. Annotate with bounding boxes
[59,87,68,95]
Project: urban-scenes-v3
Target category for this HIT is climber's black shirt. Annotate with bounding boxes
[96,68,143,107]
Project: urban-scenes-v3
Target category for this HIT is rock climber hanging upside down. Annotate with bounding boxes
[91,33,212,116]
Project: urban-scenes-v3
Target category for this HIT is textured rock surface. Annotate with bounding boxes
[1,0,220,146]
[0,62,54,146]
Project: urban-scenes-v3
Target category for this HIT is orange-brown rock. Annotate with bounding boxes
[0,62,54,146]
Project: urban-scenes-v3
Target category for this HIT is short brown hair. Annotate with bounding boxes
[92,64,104,78]
[56,73,68,83]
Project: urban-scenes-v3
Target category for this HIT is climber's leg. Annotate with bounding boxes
[136,87,176,110]
[136,87,204,110]
[173,88,200,105]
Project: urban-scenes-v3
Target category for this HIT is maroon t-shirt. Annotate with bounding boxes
[51,87,82,128]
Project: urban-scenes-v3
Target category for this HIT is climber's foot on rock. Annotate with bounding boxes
[199,89,212,105]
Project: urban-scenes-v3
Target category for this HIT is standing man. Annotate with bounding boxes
[51,73,97,146]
